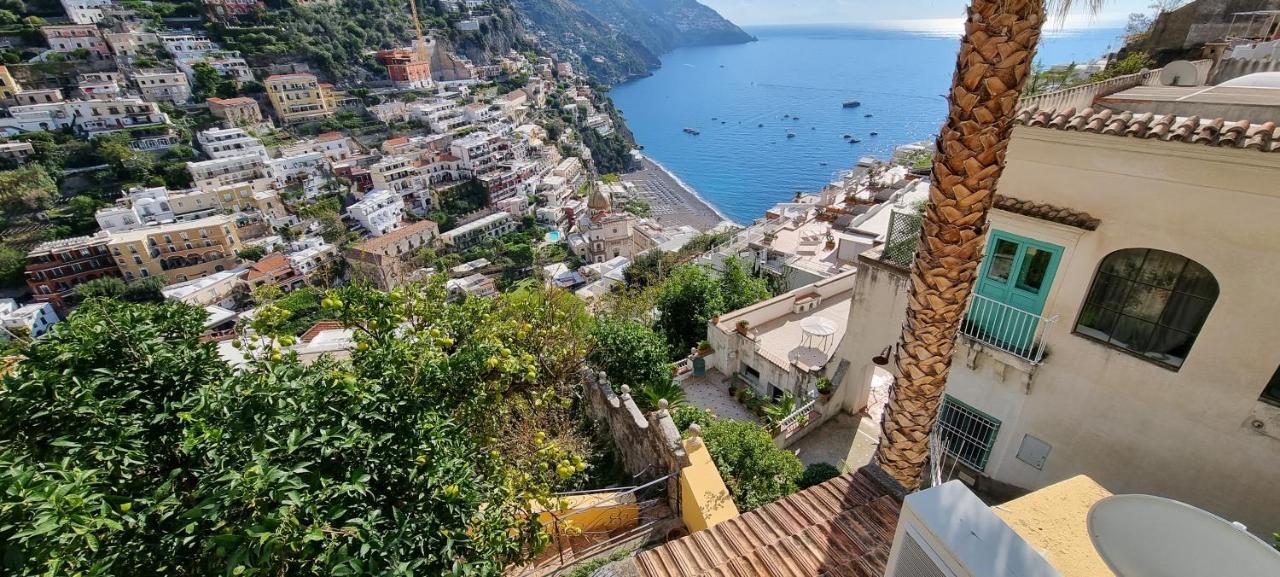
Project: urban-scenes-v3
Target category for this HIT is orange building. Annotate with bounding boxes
[376,47,432,90]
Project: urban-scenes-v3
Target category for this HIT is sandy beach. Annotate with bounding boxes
[622,156,730,232]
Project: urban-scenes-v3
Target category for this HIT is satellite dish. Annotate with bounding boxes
[1159,60,1200,86]
[1088,494,1280,577]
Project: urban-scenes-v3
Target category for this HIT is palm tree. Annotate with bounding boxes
[874,0,1100,490]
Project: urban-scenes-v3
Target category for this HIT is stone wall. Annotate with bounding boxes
[583,370,688,509]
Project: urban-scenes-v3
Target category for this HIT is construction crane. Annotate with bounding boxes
[408,0,429,65]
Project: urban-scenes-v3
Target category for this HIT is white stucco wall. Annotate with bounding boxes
[941,126,1280,536]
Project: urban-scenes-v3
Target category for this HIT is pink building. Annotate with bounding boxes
[41,25,110,59]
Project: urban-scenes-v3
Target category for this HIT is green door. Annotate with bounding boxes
[970,231,1063,354]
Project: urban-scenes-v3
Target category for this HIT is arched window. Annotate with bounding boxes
[1075,249,1218,370]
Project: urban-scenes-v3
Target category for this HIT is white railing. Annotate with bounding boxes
[959,294,1058,365]
[1016,60,1211,113]
[673,357,694,382]
[777,398,817,438]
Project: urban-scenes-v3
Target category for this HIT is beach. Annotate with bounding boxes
[622,156,729,232]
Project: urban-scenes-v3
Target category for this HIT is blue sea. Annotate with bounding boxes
[610,21,1126,223]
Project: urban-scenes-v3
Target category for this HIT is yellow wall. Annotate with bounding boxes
[109,217,242,284]
[534,491,639,535]
[0,66,21,100]
[679,438,739,532]
[265,75,332,124]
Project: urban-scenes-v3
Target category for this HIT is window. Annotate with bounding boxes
[1261,366,1280,408]
[936,396,1001,471]
[1075,249,1218,370]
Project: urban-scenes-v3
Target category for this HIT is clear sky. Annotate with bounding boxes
[699,0,1150,27]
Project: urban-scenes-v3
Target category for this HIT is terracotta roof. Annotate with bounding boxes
[1014,106,1280,152]
[353,219,439,254]
[317,131,343,142]
[300,321,344,344]
[993,194,1101,231]
[244,253,289,281]
[207,96,256,106]
[383,136,409,147]
[635,469,900,577]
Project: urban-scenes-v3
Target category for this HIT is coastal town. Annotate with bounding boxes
[2,0,1280,576]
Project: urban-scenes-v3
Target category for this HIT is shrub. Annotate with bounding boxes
[700,418,803,511]
[798,463,842,489]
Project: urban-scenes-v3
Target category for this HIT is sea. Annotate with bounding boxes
[610,21,1127,224]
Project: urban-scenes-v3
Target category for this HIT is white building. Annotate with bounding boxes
[277,132,356,164]
[176,51,255,84]
[449,130,511,177]
[158,32,218,59]
[0,299,60,339]
[0,98,169,139]
[59,0,112,24]
[187,154,269,190]
[347,189,405,237]
[197,127,268,160]
[439,212,516,250]
[284,237,337,277]
[95,186,176,232]
[267,151,327,195]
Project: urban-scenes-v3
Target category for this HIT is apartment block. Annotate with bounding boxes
[41,25,110,59]
[345,219,440,290]
[107,215,243,284]
[132,69,192,104]
[206,96,264,128]
[347,189,405,237]
[264,73,333,124]
[23,232,121,311]
[197,127,268,160]
[59,0,112,24]
[439,212,516,251]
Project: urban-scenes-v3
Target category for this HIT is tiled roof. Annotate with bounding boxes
[300,321,344,344]
[317,131,343,142]
[1014,106,1280,152]
[993,194,1101,231]
[635,469,899,577]
[244,253,289,281]
[207,96,256,106]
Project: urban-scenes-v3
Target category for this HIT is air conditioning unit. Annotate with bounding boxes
[884,481,1062,577]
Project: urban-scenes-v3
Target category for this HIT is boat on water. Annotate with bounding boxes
[682,128,700,135]
[786,132,796,139]
[850,138,861,143]
[869,132,878,136]
[819,162,828,166]
[843,100,861,108]
[864,113,873,118]
[842,134,852,139]
[758,123,764,127]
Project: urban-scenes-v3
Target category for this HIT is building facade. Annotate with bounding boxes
[207,96,264,128]
[264,73,332,124]
[24,232,121,311]
[838,108,1280,537]
[106,215,243,283]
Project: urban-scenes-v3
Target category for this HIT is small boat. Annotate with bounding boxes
[819,162,828,166]
[682,127,700,135]
[758,123,764,127]
[721,121,727,124]
[864,113,873,118]
[712,117,718,120]
[783,114,790,119]
[842,134,852,139]
[869,132,878,136]
[786,132,796,139]
[793,116,800,121]
[850,138,861,143]
[810,127,816,130]
[843,100,861,108]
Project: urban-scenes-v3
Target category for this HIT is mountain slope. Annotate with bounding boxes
[511,0,751,84]
[571,0,754,54]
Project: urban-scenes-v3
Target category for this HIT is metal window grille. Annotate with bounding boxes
[936,396,1001,471]
[882,209,923,268]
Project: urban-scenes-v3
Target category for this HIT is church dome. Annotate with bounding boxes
[587,187,612,212]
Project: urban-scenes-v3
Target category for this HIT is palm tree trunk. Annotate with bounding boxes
[875,0,1046,490]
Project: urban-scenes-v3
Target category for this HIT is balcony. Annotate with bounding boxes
[959,294,1057,365]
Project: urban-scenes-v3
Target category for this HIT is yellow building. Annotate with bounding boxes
[263,72,332,124]
[107,215,243,284]
[0,65,22,101]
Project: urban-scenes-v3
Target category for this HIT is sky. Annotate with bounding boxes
[698,0,1150,27]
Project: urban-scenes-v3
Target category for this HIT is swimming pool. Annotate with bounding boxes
[545,230,562,243]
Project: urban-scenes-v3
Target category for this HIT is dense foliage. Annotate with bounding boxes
[697,418,803,511]
[797,463,841,489]
[588,319,671,392]
[0,281,599,575]
[654,258,771,357]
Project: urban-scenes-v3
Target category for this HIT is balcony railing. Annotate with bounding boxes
[777,398,817,438]
[959,294,1058,365]
[881,208,922,268]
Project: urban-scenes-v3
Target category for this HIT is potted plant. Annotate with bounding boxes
[735,319,751,335]
[815,377,833,402]
[696,340,711,355]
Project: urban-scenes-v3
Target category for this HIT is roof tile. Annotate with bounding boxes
[1016,106,1280,152]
